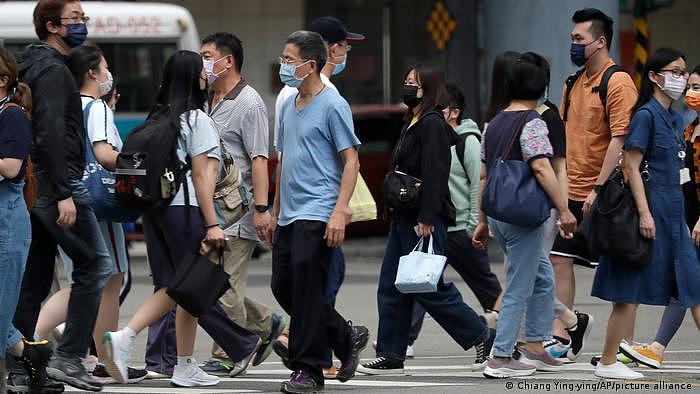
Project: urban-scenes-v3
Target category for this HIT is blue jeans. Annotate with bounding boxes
[376,215,487,359]
[0,181,30,356]
[13,179,112,359]
[489,218,554,357]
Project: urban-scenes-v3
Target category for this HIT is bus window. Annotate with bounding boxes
[99,42,177,113]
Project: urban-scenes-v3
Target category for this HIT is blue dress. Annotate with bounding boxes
[592,97,700,308]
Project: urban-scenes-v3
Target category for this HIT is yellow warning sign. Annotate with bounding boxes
[426,1,457,52]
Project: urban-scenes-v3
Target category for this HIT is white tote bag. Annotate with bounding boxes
[394,235,447,294]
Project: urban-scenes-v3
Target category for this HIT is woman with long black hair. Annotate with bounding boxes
[592,48,700,380]
[358,63,492,376]
[101,51,260,387]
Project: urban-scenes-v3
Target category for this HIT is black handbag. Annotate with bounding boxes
[166,247,230,317]
[481,111,552,227]
[381,170,422,212]
[577,166,653,269]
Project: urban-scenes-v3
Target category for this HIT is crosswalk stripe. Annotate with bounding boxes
[63,387,257,393]
[223,377,474,387]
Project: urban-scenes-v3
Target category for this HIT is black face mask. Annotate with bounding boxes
[402,84,422,108]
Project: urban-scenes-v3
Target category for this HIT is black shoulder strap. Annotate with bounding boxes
[594,65,627,122]
[455,132,481,185]
[562,68,585,122]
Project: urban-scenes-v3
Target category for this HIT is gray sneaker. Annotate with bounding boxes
[229,338,262,377]
[518,347,564,372]
[46,356,103,391]
[483,357,536,379]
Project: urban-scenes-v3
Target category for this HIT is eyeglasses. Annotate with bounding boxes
[659,69,690,79]
[278,57,309,66]
[60,15,90,23]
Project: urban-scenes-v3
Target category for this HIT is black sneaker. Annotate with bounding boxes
[6,369,65,394]
[46,356,103,392]
[92,364,147,384]
[280,369,323,393]
[470,328,495,371]
[356,357,404,375]
[253,313,288,366]
[6,370,30,394]
[336,324,369,382]
[273,337,292,371]
[566,312,593,361]
[16,339,52,387]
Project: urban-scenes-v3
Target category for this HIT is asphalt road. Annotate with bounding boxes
[60,238,700,393]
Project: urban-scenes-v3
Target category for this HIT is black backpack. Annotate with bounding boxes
[454,131,481,184]
[115,105,190,212]
[562,64,627,122]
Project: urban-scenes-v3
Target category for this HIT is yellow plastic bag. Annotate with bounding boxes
[349,173,377,223]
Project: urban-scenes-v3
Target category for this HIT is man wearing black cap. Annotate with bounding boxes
[271,16,364,380]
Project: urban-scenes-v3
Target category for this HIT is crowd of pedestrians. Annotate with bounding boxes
[0,1,699,393]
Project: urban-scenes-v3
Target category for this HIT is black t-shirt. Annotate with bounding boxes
[0,105,32,183]
[540,104,566,158]
[541,102,566,157]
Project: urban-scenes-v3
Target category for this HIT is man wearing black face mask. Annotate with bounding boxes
[9,0,113,392]
[549,8,637,354]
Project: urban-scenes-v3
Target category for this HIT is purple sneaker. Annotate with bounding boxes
[483,357,536,378]
[280,370,323,393]
[518,347,564,372]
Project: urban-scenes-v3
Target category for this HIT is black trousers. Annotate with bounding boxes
[271,220,351,383]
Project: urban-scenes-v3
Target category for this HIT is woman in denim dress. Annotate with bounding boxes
[0,48,55,391]
[592,48,700,380]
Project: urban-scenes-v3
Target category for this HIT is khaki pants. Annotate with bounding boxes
[212,236,273,360]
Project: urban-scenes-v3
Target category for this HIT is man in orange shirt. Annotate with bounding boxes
[550,8,638,349]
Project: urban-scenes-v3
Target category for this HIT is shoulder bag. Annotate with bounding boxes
[83,100,140,222]
[577,109,655,269]
[167,244,230,317]
[481,111,552,227]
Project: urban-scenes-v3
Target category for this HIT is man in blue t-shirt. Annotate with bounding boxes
[266,31,368,393]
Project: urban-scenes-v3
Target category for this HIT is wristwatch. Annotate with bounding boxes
[594,184,603,194]
[254,204,269,213]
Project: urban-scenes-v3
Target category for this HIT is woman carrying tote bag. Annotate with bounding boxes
[472,52,576,378]
[591,48,700,380]
[358,63,493,376]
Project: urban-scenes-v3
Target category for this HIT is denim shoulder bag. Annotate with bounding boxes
[83,100,139,223]
[481,111,552,227]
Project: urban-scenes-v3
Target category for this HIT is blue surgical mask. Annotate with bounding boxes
[63,23,88,48]
[570,43,587,67]
[570,39,600,67]
[330,56,346,76]
[279,60,310,88]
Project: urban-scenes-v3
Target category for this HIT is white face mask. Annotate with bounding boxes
[99,70,113,97]
[202,56,229,85]
[657,73,688,101]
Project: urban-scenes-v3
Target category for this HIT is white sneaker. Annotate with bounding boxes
[483,310,499,330]
[595,361,644,380]
[81,354,99,373]
[171,358,220,387]
[406,345,415,358]
[102,330,133,384]
[145,370,170,380]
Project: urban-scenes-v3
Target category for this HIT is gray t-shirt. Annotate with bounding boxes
[208,82,269,240]
[170,109,221,207]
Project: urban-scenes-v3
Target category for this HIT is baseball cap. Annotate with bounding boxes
[308,16,365,44]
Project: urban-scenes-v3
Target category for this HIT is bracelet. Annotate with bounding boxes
[205,223,220,229]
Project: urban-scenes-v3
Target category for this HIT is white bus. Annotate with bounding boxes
[0,1,200,137]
